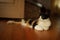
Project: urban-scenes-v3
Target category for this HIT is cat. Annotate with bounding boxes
[34,15,51,31]
[7,1,51,31]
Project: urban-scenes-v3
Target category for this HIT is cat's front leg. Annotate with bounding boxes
[34,25,43,31]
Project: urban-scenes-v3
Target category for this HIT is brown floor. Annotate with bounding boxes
[0,17,60,40]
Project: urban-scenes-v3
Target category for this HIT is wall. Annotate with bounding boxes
[25,1,40,19]
[37,0,51,9]
[51,0,60,15]
[26,0,51,9]
[0,0,24,18]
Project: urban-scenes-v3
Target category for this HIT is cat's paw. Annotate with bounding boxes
[43,26,49,31]
[34,25,43,31]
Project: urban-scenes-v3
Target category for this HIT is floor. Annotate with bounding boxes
[0,17,60,40]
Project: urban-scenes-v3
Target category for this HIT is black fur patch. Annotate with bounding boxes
[28,19,34,25]
[32,20,37,29]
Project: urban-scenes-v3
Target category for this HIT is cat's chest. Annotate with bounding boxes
[37,18,51,25]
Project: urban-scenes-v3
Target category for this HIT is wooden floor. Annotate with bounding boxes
[0,17,60,40]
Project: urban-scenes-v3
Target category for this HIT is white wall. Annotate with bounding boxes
[0,0,24,18]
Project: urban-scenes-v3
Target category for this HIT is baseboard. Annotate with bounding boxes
[0,17,23,21]
[0,17,38,21]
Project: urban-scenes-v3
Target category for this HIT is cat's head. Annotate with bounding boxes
[40,9,51,19]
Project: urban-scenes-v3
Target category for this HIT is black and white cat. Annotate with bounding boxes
[34,11,51,31]
[7,2,51,31]
[27,9,51,31]
[27,2,51,31]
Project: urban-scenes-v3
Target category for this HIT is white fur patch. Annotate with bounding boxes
[7,20,15,24]
[36,16,51,30]
[20,19,27,26]
[6,19,33,28]
[35,25,43,31]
